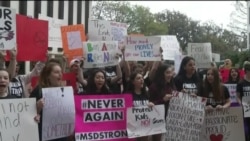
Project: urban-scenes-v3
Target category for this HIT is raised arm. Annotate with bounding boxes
[119,46,130,81]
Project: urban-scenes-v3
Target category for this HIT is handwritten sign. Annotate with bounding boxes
[88,19,127,46]
[74,94,133,141]
[224,84,238,104]
[0,98,39,141]
[165,93,207,141]
[38,14,66,48]
[200,107,245,141]
[127,105,166,138]
[42,86,75,141]
[157,35,180,61]
[14,14,48,61]
[83,41,119,68]
[188,43,212,68]
[61,24,86,59]
[0,6,16,50]
[242,96,250,117]
[124,36,161,61]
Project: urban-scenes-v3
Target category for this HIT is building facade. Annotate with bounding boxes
[0,0,92,73]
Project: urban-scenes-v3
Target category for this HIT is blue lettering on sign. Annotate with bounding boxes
[140,51,153,57]
[135,44,153,51]
[104,52,109,62]
[111,27,125,41]
[87,53,94,62]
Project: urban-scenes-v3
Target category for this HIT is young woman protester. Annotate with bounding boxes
[0,68,17,99]
[125,71,154,141]
[237,61,250,141]
[30,61,71,141]
[174,56,201,95]
[201,67,231,110]
[226,67,240,84]
[149,64,176,141]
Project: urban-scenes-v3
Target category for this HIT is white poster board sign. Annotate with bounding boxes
[42,86,75,141]
[224,84,238,104]
[38,14,66,47]
[157,35,180,60]
[242,96,250,117]
[0,6,16,50]
[124,36,161,61]
[0,98,39,141]
[174,51,185,74]
[187,43,212,68]
[200,107,245,141]
[88,19,127,47]
[165,93,206,141]
[83,41,119,68]
[127,105,166,138]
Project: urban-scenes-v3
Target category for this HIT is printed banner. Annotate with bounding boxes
[124,36,161,61]
[61,24,86,59]
[14,14,48,61]
[38,14,67,47]
[200,107,245,141]
[224,84,237,104]
[0,6,16,50]
[242,96,250,117]
[158,35,180,61]
[0,98,39,141]
[127,105,166,138]
[31,73,77,92]
[165,93,207,141]
[74,94,133,141]
[187,43,212,68]
[88,19,127,47]
[83,41,119,68]
[42,86,75,141]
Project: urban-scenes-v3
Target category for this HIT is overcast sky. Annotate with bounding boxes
[129,1,236,29]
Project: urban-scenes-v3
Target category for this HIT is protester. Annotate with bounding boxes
[227,67,240,84]
[0,68,17,99]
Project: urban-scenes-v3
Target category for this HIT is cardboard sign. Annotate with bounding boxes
[74,94,133,141]
[0,6,16,50]
[14,14,48,61]
[88,19,127,46]
[31,73,77,92]
[127,105,166,138]
[165,93,207,141]
[158,35,180,61]
[42,86,75,141]
[200,107,245,141]
[124,36,161,61]
[38,14,67,48]
[187,43,212,68]
[224,84,237,104]
[61,24,86,59]
[242,96,250,117]
[83,41,119,68]
[0,98,39,141]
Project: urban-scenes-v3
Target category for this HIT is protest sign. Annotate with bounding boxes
[83,41,119,68]
[200,107,245,141]
[74,94,133,141]
[88,19,127,46]
[0,98,39,141]
[124,36,161,61]
[158,35,180,61]
[42,86,75,141]
[38,14,66,48]
[13,14,48,61]
[224,84,237,104]
[61,24,86,59]
[31,73,77,92]
[188,43,212,68]
[0,6,16,50]
[165,93,207,141]
[174,51,185,74]
[127,105,166,138]
[242,96,250,117]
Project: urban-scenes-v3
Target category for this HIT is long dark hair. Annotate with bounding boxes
[228,68,240,83]
[204,67,224,101]
[153,64,175,89]
[126,72,148,97]
[85,69,109,94]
